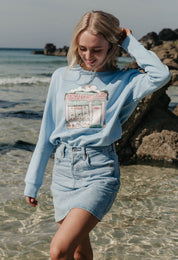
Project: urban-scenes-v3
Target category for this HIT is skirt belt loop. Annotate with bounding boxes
[82,146,86,160]
[60,143,66,158]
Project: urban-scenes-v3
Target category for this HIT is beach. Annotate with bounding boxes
[0,48,177,259]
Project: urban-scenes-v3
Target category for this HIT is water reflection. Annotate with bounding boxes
[0,152,177,259]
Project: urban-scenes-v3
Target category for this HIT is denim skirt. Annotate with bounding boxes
[51,143,120,222]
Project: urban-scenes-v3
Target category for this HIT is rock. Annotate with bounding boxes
[54,49,66,56]
[43,44,69,56]
[163,58,178,70]
[32,50,43,54]
[152,41,178,60]
[170,70,178,86]
[159,28,178,41]
[173,105,178,116]
[115,84,178,164]
[136,130,178,162]
[53,46,69,56]
[139,32,162,49]
[44,43,56,55]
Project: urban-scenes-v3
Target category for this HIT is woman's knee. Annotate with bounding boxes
[50,240,73,260]
[74,243,93,260]
[74,250,93,260]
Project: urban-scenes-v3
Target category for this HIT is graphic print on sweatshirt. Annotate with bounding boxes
[65,85,108,129]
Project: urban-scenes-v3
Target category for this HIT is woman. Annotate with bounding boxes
[24,10,171,260]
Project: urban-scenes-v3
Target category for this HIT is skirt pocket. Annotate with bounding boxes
[55,143,66,163]
[88,149,117,169]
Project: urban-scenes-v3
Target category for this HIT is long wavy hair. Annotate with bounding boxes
[67,10,121,71]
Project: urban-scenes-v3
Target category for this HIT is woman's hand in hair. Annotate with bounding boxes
[118,28,132,45]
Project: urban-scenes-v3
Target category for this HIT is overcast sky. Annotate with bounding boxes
[0,0,177,48]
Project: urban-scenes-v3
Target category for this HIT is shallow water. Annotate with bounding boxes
[0,49,177,259]
[0,154,177,259]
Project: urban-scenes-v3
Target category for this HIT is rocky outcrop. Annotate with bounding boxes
[159,28,178,41]
[32,50,43,55]
[33,44,69,56]
[115,27,178,164]
[139,28,178,47]
[43,43,69,56]
[43,43,56,55]
[115,84,178,164]
[139,31,163,49]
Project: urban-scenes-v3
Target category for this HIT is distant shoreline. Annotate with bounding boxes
[0,48,43,51]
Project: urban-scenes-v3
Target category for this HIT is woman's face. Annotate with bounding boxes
[78,31,110,72]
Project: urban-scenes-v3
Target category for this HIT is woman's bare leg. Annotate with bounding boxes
[50,208,99,260]
[51,219,93,259]
[74,235,93,260]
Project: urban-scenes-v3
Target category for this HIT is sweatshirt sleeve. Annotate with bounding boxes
[24,71,57,198]
[118,34,171,125]
[121,34,171,101]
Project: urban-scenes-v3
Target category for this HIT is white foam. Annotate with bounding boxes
[0,76,50,85]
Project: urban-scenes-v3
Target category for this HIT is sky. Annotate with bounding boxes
[0,0,177,48]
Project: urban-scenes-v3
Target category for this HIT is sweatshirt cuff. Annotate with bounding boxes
[24,183,40,198]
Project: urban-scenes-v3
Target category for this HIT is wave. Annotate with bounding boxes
[0,76,51,86]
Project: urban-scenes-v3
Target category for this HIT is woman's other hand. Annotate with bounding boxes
[118,28,132,45]
[26,196,38,207]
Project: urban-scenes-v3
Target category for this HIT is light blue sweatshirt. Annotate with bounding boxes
[24,34,171,198]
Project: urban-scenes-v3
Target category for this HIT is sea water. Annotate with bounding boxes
[0,49,177,259]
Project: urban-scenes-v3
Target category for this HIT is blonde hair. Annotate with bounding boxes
[67,10,121,70]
